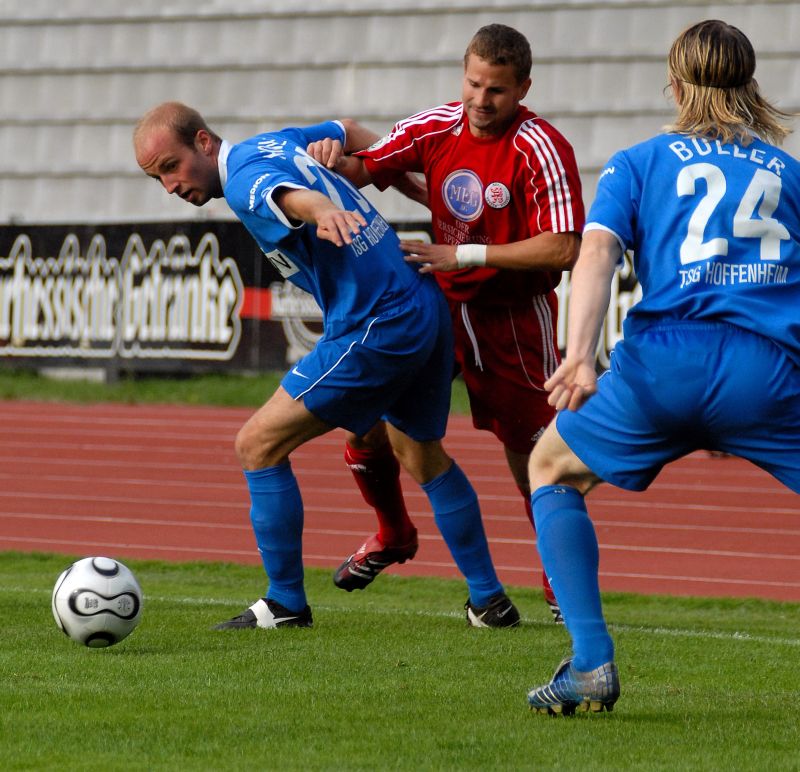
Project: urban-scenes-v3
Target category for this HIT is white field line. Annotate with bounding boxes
[9,585,799,648]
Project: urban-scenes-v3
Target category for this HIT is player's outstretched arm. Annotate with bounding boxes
[545,229,621,412]
[306,118,379,183]
[306,137,373,190]
[307,119,428,207]
[275,188,366,247]
[306,118,381,167]
[401,231,580,274]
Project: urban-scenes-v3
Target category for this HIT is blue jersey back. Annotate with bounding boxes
[587,133,800,365]
[222,122,419,338]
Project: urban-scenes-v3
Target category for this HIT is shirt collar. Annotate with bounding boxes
[217,139,231,189]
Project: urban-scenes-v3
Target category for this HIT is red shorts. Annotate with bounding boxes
[450,294,559,455]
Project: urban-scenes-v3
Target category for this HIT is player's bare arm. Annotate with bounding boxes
[307,118,380,171]
[275,188,367,247]
[401,230,580,274]
[307,120,428,206]
[545,229,620,412]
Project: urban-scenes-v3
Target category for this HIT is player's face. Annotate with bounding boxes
[462,54,531,138]
[135,127,221,206]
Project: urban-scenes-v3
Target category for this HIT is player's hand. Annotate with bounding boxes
[306,138,345,170]
[400,241,458,273]
[544,359,598,412]
[315,208,367,247]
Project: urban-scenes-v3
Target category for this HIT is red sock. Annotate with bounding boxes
[520,487,558,606]
[345,442,415,546]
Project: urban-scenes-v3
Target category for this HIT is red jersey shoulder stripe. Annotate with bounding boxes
[364,103,463,162]
[514,118,578,233]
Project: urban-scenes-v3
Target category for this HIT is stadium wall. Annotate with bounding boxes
[0,1,797,372]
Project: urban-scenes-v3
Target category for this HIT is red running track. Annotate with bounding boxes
[1,400,798,602]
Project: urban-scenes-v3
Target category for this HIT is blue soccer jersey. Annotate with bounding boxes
[220,121,420,339]
[586,133,800,365]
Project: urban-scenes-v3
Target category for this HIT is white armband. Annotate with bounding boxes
[455,244,488,268]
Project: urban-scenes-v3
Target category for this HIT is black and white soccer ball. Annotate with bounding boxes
[51,557,143,648]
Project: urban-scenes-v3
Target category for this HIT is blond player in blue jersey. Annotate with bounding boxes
[525,20,800,715]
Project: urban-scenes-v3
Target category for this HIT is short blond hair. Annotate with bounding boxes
[665,20,793,146]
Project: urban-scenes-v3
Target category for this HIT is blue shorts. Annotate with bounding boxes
[557,322,800,493]
[281,277,453,441]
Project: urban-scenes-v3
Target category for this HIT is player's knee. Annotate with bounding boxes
[234,423,272,471]
[528,446,558,489]
[234,425,255,469]
[393,439,451,485]
[528,423,594,492]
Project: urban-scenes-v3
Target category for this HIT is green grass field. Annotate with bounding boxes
[1,371,798,769]
[2,552,799,771]
[0,369,473,415]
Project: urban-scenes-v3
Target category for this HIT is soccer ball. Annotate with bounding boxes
[51,557,143,648]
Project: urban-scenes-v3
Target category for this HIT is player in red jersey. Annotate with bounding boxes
[310,24,583,622]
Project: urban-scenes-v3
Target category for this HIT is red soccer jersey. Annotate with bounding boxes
[358,102,584,306]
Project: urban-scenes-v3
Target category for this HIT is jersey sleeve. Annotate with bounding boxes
[354,105,461,191]
[516,119,585,235]
[279,121,346,148]
[584,150,635,251]
[356,125,423,191]
[225,142,310,245]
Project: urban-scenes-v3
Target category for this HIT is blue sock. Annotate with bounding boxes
[422,462,503,607]
[532,485,614,671]
[244,462,306,612]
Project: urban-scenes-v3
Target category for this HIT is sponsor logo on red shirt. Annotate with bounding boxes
[442,169,483,222]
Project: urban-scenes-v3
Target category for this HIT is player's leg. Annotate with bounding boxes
[525,327,712,713]
[504,445,562,623]
[525,422,620,714]
[334,422,418,591]
[386,426,519,628]
[454,299,562,621]
[214,387,331,630]
[389,429,515,623]
[344,423,415,546]
[528,424,611,667]
[383,283,518,626]
[277,286,444,596]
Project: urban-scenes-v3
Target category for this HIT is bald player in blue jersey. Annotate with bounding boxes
[524,20,800,715]
[133,102,518,629]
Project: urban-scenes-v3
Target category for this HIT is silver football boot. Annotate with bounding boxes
[527,657,620,716]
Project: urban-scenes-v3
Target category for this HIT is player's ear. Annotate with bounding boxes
[518,76,532,101]
[195,129,213,155]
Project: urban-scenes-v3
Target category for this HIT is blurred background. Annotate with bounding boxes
[0,0,798,377]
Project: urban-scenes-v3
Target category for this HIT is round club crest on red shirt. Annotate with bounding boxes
[484,182,510,209]
[442,169,484,222]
